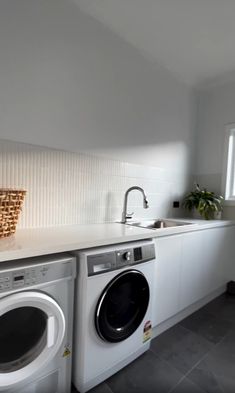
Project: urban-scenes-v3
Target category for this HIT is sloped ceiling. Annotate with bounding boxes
[76,0,235,87]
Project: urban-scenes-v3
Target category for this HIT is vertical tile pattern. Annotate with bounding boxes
[0,139,188,228]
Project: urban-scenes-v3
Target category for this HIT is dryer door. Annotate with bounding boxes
[95,269,150,343]
[0,291,65,390]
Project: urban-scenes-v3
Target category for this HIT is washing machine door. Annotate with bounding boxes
[0,291,65,390]
[95,269,150,343]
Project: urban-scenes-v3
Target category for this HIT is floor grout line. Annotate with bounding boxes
[104,382,115,393]
[151,300,235,393]
[166,317,235,393]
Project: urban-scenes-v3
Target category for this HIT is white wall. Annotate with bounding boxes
[196,82,235,218]
[0,0,197,227]
[0,0,195,168]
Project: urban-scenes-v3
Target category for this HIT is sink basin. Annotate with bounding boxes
[126,219,194,229]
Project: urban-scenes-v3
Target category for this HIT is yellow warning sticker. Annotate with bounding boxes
[63,347,71,357]
[143,320,152,343]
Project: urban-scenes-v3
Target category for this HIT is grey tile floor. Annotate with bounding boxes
[72,293,235,393]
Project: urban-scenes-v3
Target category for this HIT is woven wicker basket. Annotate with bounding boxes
[0,189,26,238]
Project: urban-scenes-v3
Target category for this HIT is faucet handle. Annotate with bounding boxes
[144,198,149,209]
[126,211,134,220]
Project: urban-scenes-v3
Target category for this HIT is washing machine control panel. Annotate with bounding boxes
[87,243,155,276]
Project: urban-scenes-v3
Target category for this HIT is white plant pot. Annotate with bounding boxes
[214,211,222,220]
[192,208,222,220]
[192,209,202,220]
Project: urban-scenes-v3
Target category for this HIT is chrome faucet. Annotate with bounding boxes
[121,186,149,223]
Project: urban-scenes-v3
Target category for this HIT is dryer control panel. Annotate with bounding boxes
[87,243,155,276]
[0,254,75,293]
[0,268,38,292]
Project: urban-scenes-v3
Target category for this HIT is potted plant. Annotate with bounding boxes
[182,183,223,220]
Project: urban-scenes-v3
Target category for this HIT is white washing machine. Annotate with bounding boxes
[72,239,156,393]
[0,253,76,393]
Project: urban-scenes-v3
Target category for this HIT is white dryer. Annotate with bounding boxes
[0,253,76,393]
[72,239,156,393]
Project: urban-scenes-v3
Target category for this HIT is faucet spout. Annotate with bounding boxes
[121,186,149,224]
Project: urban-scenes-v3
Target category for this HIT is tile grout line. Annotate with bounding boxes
[151,315,233,393]
[150,322,215,364]
[167,323,232,393]
[105,382,115,393]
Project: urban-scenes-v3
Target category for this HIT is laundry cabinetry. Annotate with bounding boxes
[179,226,235,311]
[152,234,182,326]
[179,230,203,311]
[152,225,235,328]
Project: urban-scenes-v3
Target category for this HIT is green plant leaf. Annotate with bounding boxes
[182,183,223,219]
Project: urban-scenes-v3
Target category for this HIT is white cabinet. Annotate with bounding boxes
[153,235,182,326]
[200,227,229,295]
[179,231,203,311]
[179,226,234,312]
[153,225,235,328]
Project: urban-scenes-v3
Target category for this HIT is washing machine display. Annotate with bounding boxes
[95,269,150,342]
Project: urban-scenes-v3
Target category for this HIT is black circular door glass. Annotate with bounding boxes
[95,270,150,343]
[0,306,47,372]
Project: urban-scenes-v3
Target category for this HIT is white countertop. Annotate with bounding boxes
[0,218,234,262]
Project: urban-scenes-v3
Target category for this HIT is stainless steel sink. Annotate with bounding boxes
[126,219,194,229]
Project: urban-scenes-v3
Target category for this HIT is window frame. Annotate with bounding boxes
[222,123,235,205]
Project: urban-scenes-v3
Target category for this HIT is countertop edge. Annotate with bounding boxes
[0,219,234,263]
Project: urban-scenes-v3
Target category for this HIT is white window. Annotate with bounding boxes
[223,124,235,202]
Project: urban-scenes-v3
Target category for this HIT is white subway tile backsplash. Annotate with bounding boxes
[0,139,188,228]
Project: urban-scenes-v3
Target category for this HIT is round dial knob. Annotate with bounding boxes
[123,251,131,261]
